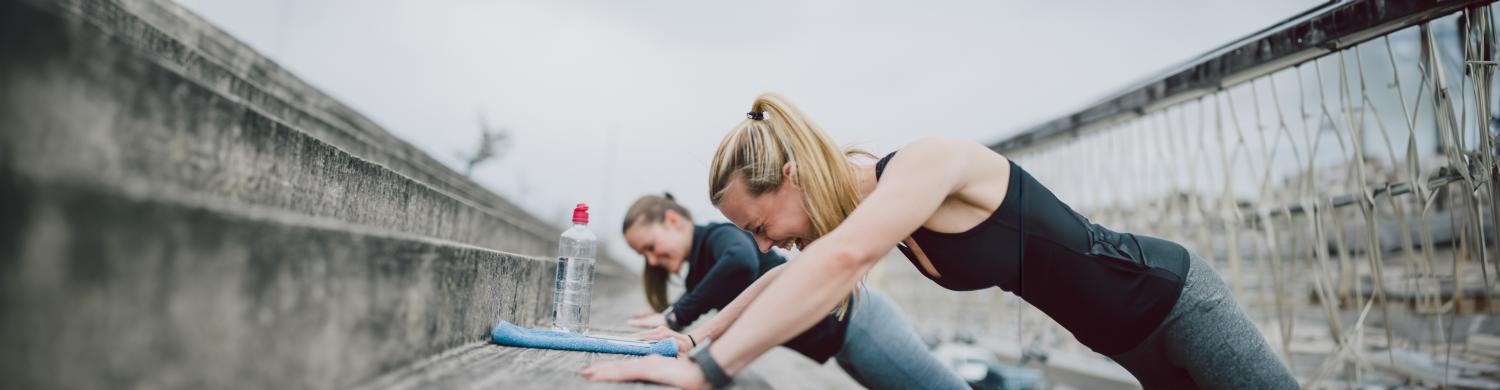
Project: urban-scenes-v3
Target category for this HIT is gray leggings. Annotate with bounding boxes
[833,288,969,390]
[1109,255,1299,389]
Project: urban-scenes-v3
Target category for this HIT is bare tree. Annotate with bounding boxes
[459,113,511,176]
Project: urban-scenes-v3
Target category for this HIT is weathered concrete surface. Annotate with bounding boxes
[0,0,577,388]
[1,0,556,256]
[65,0,562,248]
[0,178,556,389]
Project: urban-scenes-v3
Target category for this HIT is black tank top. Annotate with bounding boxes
[876,151,1190,355]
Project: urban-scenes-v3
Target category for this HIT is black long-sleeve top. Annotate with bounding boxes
[670,222,849,362]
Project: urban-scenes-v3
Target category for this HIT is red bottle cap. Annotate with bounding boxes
[571,203,590,224]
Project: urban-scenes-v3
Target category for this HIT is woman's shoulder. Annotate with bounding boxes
[881,137,1008,179]
[901,137,1003,160]
[701,222,752,245]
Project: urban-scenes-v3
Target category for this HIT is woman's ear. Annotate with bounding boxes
[781,161,799,189]
[663,209,684,227]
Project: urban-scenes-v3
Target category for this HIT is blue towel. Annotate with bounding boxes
[490,321,678,357]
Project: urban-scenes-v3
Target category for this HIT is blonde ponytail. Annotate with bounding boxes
[707,92,870,320]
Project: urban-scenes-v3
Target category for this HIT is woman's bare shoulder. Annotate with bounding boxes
[896,137,1010,179]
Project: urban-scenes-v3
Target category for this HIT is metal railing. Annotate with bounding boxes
[961,0,1500,386]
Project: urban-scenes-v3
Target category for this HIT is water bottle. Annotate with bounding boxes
[552,203,597,333]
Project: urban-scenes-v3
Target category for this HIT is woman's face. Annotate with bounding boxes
[715,167,814,253]
[623,210,694,273]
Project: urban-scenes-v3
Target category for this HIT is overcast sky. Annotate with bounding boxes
[175,0,1323,267]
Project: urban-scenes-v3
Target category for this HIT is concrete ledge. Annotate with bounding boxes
[0,0,602,388]
[1,0,553,256]
[0,176,553,389]
[46,0,560,243]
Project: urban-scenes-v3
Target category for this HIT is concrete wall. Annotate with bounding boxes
[0,0,596,388]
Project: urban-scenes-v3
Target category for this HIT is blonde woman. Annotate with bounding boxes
[583,93,1296,389]
[618,193,966,389]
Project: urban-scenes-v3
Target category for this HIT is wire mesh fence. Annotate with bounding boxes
[874,2,1500,387]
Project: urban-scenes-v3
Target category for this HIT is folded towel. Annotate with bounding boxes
[490,321,677,357]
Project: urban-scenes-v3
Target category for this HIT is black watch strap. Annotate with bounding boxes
[663,307,683,331]
[689,339,732,388]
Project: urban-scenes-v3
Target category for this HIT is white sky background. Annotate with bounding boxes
[175,0,1321,269]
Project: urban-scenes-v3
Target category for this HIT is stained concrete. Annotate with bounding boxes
[0,0,579,387]
[1,0,557,256]
[0,178,555,388]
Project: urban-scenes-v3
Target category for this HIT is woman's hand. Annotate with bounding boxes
[633,326,694,356]
[626,312,667,329]
[581,355,707,389]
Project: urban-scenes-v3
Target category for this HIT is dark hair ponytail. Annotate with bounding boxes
[623,193,692,312]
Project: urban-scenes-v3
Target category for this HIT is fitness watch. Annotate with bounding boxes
[688,338,732,388]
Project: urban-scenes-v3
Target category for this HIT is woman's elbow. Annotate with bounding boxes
[825,244,878,274]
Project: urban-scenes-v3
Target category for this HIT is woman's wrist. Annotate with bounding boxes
[691,329,714,346]
[688,340,732,388]
[663,307,683,331]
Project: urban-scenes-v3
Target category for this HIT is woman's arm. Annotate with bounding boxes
[708,137,980,374]
[584,137,991,387]
[631,266,786,356]
[691,266,784,341]
[668,228,762,329]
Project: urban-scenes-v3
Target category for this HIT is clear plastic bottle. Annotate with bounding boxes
[552,203,597,333]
